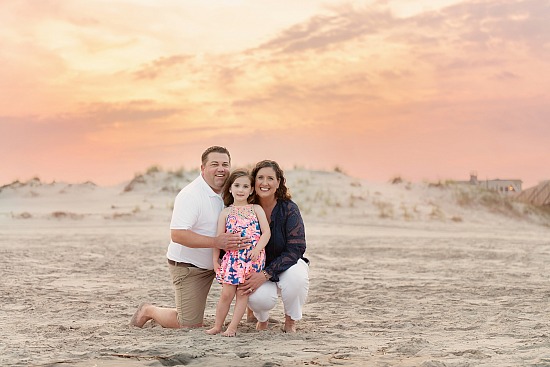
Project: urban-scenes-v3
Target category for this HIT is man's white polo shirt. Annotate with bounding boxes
[166,174,224,270]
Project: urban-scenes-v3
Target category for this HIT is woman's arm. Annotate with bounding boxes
[239,202,306,295]
[264,201,306,282]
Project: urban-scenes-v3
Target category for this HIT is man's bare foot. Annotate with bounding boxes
[130,303,152,328]
[246,307,257,323]
[284,315,296,333]
[205,327,222,335]
[222,328,237,337]
[256,321,268,331]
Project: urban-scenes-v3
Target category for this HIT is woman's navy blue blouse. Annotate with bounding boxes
[264,199,308,282]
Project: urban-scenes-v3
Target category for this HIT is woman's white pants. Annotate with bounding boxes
[248,259,309,322]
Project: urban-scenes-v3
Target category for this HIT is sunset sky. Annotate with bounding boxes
[1,0,549,188]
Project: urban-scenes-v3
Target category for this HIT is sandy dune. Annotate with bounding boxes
[1,169,549,366]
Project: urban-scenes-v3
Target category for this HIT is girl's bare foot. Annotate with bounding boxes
[256,321,268,331]
[205,327,222,335]
[222,328,237,337]
[130,303,152,328]
[284,315,296,333]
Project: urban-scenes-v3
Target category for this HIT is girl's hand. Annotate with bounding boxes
[213,261,220,273]
[249,249,259,261]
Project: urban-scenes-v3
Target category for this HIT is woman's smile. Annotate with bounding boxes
[254,167,279,198]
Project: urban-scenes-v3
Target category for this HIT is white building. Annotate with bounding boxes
[464,172,522,194]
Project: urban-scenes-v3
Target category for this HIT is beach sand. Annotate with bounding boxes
[1,170,549,366]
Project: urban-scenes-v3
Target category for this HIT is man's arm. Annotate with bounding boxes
[171,228,243,250]
[171,229,217,249]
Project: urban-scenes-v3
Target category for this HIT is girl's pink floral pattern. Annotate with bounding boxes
[216,204,265,285]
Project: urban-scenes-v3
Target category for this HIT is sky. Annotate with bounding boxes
[1,0,549,188]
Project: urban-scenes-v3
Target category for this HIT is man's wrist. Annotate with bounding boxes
[262,270,271,280]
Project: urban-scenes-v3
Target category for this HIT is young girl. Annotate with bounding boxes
[206,169,271,337]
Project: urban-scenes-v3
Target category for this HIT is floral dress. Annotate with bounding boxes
[216,204,265,285]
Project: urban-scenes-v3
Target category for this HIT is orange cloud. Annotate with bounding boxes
[1,0,549,188]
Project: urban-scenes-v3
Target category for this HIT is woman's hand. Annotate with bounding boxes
[238,271,267,296]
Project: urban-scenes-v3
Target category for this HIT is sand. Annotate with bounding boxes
[1,170,549,366]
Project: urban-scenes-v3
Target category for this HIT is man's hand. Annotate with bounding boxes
[214,233,250,251]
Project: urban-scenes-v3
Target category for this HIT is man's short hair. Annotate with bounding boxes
[201,146,231,166]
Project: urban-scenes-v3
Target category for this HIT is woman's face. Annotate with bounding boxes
[254,167,280,200]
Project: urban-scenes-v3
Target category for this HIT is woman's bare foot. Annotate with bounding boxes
[246,307,257,323]
[205,327,222,335]
[222,328,237,337]
[256,321,269,331]
[130,303,152,328]
[284,315,296,333]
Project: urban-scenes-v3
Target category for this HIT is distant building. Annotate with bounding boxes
[459,172,522,194]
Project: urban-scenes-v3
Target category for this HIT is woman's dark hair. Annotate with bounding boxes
[222,168,254,206]
[251,160,291,201]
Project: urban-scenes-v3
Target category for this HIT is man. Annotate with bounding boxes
[131,146,243,328]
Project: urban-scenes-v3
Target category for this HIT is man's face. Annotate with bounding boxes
[201,152,230,193]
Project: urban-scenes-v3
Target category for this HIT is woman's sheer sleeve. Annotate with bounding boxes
[265,202,306,282]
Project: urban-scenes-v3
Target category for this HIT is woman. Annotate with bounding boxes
[239,160,310,332]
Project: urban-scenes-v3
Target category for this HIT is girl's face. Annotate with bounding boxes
[254,167,280,200]
[230,176,253,202]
